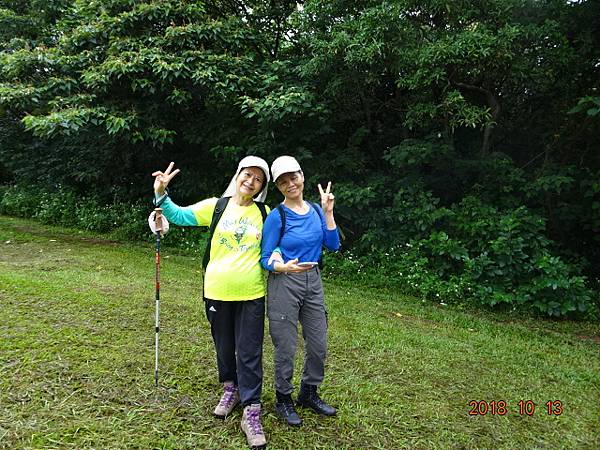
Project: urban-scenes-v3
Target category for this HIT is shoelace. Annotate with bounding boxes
[218,386,237,408]
[247,409,264,435]
[280,402,296,416]
[305,392,329,410]
[313,395,326,408]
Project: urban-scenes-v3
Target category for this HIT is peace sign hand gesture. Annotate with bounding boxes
[318,181,335,213]
[152,162,181,195]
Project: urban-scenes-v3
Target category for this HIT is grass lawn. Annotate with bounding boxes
[1,215,599,449]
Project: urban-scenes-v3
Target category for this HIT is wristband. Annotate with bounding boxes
[153,189,168,207]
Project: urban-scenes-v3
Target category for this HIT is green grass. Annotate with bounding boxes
[1,214,599,449]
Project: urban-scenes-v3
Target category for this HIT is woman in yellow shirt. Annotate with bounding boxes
[152,156,270,449]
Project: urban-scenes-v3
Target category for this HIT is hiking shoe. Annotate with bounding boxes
[275,400,302,426]
[213,382,240,419]
[296,383,336,416]
[240,404,267,449]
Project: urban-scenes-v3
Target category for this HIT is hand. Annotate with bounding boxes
[268,251,283,266]
[276,258,311,273]
[318,181,335,213]
[152,162,180,195]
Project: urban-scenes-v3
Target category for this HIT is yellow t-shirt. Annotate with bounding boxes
[191,198,269,301]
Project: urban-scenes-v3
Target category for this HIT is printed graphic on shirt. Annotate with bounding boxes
[189,199,268,300]
[216,216,262,252]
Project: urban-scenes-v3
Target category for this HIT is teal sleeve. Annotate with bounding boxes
[155,195,199,226]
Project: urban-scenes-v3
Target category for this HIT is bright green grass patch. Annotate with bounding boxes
[1,215,599,449]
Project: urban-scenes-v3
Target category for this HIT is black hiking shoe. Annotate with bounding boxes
[275,391,302,426]
[296,383,337,416]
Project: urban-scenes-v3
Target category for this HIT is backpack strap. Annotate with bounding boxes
[255,201,268,223]
[276,203,287,245]
[310,202,324,223]
[202,196,230,270]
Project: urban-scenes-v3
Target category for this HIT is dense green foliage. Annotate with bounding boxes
[1,0,598,317]
[0,184,208,252]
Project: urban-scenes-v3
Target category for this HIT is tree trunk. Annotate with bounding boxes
[453,82,501,156]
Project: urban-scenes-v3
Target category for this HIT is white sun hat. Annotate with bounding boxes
[222,155,270,202]
[271,155,302,183]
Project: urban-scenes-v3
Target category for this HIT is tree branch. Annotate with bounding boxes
[453,81,501,155]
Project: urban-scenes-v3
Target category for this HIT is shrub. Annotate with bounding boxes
[36,189,79,226]
[327,194,595,318]
[0,185,39,217]
[1,184,596,318]
[0,184,209,255]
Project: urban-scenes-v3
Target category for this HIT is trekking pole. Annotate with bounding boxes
[153,208,163,387]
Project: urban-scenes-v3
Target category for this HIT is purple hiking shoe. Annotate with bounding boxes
[240,404,267,449]
[213,382,240,419]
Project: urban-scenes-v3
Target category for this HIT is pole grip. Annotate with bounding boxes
[154,207,163,233]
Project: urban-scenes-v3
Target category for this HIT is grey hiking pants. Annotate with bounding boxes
[267,267,328,395]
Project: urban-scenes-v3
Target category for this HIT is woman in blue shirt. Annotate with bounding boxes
[260,156,340,426]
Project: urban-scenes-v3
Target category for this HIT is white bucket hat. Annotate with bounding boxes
[222,155,270,202]
[271,155,302,183]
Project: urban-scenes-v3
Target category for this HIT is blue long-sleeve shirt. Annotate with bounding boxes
[260,203,340,271]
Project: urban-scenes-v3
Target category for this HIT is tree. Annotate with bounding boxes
[1,1,304,198]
